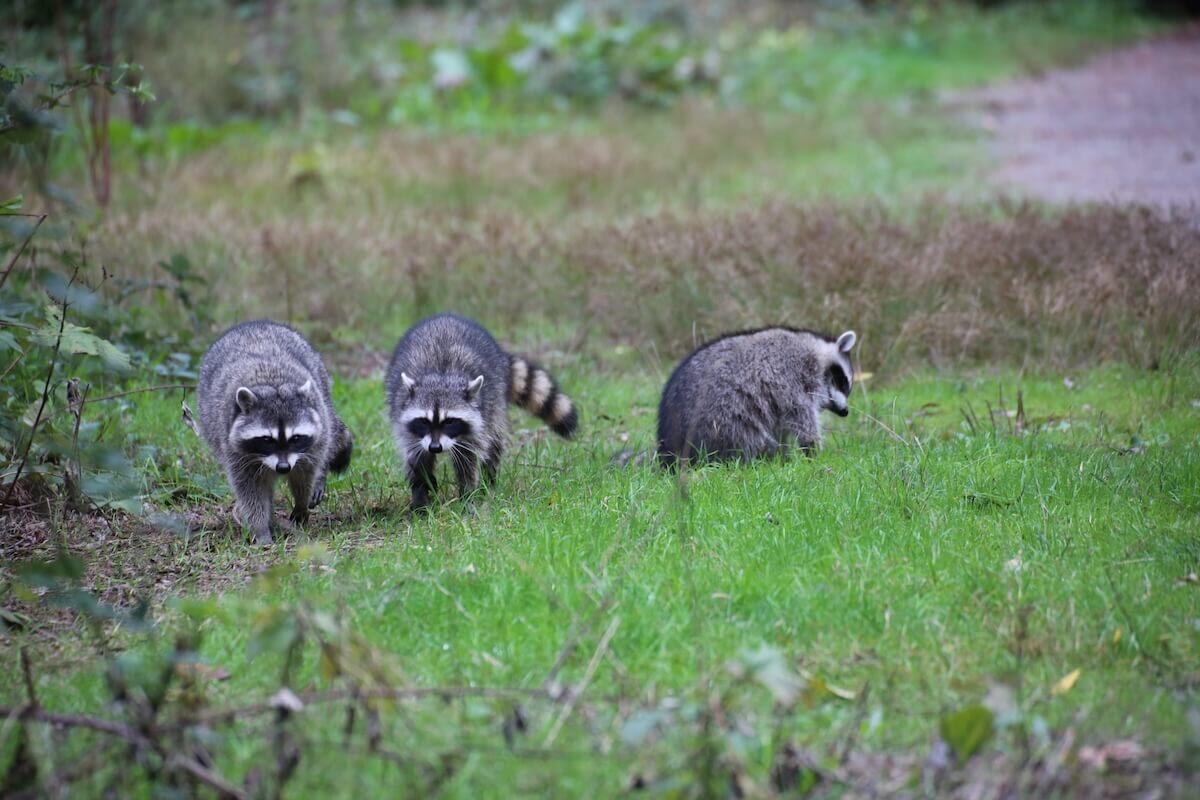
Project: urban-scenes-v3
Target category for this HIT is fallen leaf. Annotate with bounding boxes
[939,705,994,763]
[1079,740,1145,770]
[1051,668,1081,696]
[175,663,231,682]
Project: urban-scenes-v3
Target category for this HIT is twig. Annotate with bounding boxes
[166,754,247,800]
[544,615,620,747]
[431,578,476,622]
[0,351,25,384]
[0,213,47,292]
[1,706,148,744]
[2,267,75,505]
[857,409,920,450]
[50,382,195,422]
[189,686,553,727]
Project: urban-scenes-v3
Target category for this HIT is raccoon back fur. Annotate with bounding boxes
[197,320,353,543]
[384,313,577,511]
[657,326,857,468]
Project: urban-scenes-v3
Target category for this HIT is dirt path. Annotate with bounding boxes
[961,27,1200,210]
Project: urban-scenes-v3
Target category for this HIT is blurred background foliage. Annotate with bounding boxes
[1,0,1173,178]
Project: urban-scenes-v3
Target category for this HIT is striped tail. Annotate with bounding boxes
[507,355,578,438]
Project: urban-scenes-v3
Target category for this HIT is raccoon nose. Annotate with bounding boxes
[428,442,442,454]
[276,461,292,474]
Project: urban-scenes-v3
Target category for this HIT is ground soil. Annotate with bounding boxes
[960,26,1200,213]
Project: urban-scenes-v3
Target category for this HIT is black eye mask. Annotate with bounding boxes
[442,418,468,438]
[242,435,280,456]
[406,417,471,439]
[287,434,313,451]
[829,364,851,395]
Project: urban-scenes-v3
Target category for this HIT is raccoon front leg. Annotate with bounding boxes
[307,473,327,510]
[782,406,821,455]
[287,462,320,526]
[407,451,438,512]
[481,441,504,486]
[451,446,480,499]
[230,465,276,545]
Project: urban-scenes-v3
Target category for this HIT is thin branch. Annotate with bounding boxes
[1,705,148,745]
[166,755,247,800]
[0,213,47,292]
[189,685,553,727]
[50,382,195,422]
[856,409,920,450]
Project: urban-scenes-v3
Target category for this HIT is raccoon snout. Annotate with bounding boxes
[834,406,849,417]
[275,461,292,474]
[427,442,443,454]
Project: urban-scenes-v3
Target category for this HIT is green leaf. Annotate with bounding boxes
[619,708,670,746]
[17,551,85,588]
[733,645,802,706]
[248,606,300,658]
[0,330,19,352]
[0,195,23,215]
[33,305,131,371]
[939,704,994,763]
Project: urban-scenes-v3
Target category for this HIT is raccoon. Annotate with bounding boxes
[197,320,353,544]
[657,327,857,468]
[384,313,578,512]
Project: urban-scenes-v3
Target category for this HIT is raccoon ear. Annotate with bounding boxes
[465,375,484,400]
[297,379,313,396]
[400,372,417,393]
[836,331,857,353]
[235,387,257,412]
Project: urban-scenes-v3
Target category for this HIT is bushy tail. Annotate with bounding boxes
[327,416,354,473]
[507,355,578,438]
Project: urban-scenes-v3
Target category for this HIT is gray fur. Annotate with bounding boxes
[197,320,353,543]
[657,326,856,468]
[385,313,577,512]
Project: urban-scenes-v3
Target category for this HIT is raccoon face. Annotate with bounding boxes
[821,331,857,417]
[229,380,323,475]
[397,372,484,455]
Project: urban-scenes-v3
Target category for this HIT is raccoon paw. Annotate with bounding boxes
[307,477,326,510]
[252,528,274,546]
[288,507,310,527]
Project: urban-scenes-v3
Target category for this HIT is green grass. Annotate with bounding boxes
[7,361,1199,793]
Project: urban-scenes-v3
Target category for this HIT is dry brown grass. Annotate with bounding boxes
[82,191,1200,373]
[576,200,1200,371]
